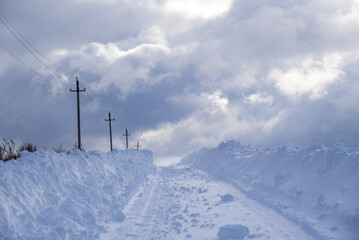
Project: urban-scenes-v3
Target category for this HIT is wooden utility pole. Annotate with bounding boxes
[105,111,115,151]
[135,141,141,150]
[123,128,131,149]
[70,77,85,150]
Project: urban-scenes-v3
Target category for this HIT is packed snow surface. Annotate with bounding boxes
[181,141,359,240]
[100,166,314,240]
[0,149,155,239]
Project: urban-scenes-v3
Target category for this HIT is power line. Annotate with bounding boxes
[0,41,46,78]
[0,11,71,84]
[0,11,110,116]
[123,128,131,149]
[105,111,115,151]
[77,81,116,123]
[0,12,133,150]
[70,77,86,150]
[0,12,64,81]
[135,141,141,150]
[0,11,58,71]
[0,12,123,127]
[77,82,125,145]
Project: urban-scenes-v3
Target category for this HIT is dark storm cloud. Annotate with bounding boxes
[1,0,359,162]
[0,66,73,147]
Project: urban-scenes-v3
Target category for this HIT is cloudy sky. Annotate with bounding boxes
[1,0,359,164]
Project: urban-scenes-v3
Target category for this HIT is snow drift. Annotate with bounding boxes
[181,141,359,240]
[0,149,155,239]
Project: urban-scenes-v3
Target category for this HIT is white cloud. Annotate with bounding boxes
[164,0,233,19]
[270,54,345,100]
[77,0,234,20]
[73,0,119,4]
[55,26,179,97]
[201,91,228,112]
[262,110,286,132]
[339,1,359,23]
[247,93,273,105]
[138,91,233,156]
[138,90,284,157]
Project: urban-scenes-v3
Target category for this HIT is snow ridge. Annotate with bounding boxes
[0,149,155,239]
[181,140,359,240]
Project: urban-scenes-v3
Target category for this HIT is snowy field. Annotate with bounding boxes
[0,142,358,239]
[181,141,359,240]
[0,149,155,239]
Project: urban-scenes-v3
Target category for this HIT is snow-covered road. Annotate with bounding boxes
[101,166,314,240]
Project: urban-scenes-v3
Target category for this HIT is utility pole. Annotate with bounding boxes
[135,141,141,150]
[70,77,86,150]
[105,111,115,152]
[123,128,131,149]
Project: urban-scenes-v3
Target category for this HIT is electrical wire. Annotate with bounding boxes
[0,11,69,82]
[0,11,108,116]
[0,41,46,78]
[77,82,128,137]
[0,11,58,71]
[0,11,130,147]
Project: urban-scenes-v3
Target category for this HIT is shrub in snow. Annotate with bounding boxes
[0,139,38,162]
[217,224,249,240]
[52,145,71,154]
[0,149,155,239]
[0,138,20,161]
[221,194,234,202]
[18,142,37,153]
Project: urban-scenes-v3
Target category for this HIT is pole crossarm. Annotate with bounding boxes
[70,77,86,93]
[70,77,86,150]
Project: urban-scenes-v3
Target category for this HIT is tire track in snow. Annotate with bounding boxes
[102,166,315,240]
[100,174,160,240]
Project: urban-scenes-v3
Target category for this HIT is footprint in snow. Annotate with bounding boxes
[189,213,200,218]
[247,233,266,239]
[220,194,234,203]
[217,224,249,240]
[191,218,199,224]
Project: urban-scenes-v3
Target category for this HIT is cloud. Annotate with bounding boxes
[54,26,179,97]
[262,110,286,132]
[246,93,273,105]
[138,90,284,157]
[2,0,359,162]
[163,0,233,19]
[270,53,345,100]
[201,91,228,112]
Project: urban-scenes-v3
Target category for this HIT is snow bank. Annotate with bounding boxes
[181,141,359,239]
[0,149,155,239]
